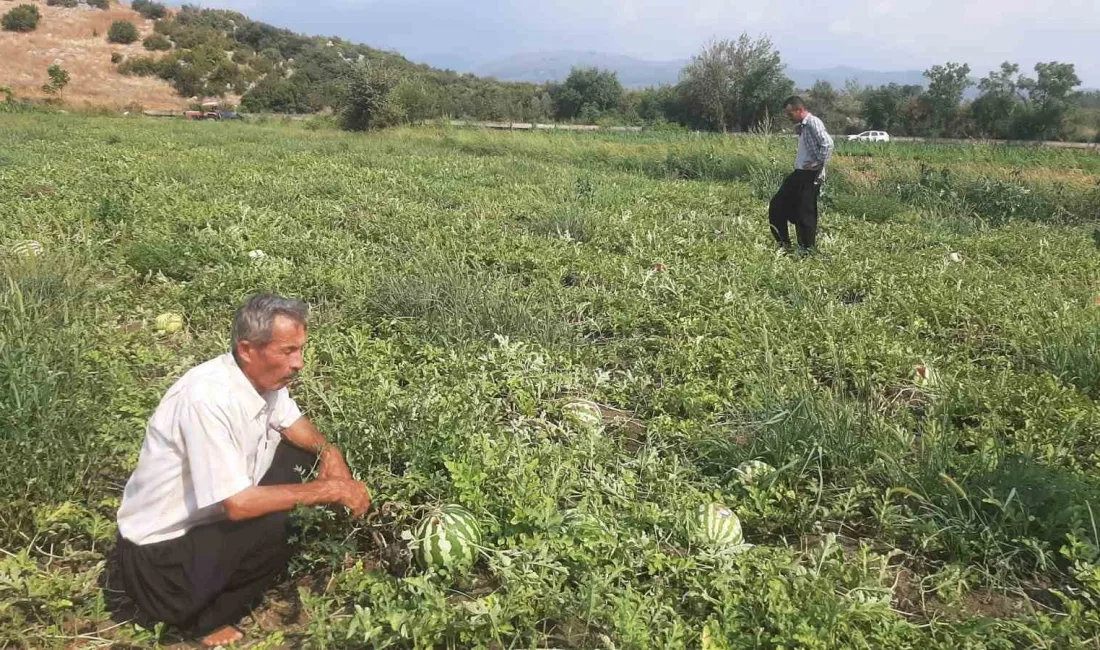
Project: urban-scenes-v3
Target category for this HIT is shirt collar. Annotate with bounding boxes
[801,113,812,125]
[221,353,270,418]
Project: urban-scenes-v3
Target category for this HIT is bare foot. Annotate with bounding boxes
[200,625,243,647]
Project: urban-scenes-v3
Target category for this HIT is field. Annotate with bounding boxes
[3,109,1100,649]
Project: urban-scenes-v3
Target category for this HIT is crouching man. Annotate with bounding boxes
[114,294,371,647]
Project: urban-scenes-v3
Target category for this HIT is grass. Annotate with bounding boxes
[3,113,1100,648]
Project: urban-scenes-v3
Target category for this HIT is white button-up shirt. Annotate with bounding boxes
[117,353,303,545]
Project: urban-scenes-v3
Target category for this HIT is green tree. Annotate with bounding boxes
[88,0,110,9]
[971,62,1023,138]
[862,83,923,133]
[2,4,41,32]
[677,34,793,132]
[390,78,438,123]
[40,64,70,100]
[808,80,838,119]
[549,68,623,121]
[921,62,972,135]
[341,64,402,131]
[107,20,140,44]
[1014,62,1081,140]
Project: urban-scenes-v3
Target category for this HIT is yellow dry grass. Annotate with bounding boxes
[0,0,184,110]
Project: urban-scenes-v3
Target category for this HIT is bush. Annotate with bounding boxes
[110,52,123,64]
[131,0,166,20]
[107,20,139,44]
[87,0,110,9]
[341,65,402,131]
[2,4,41,32]
[142,33,171,50]
[117,55,166,77]
[46,0,79,7]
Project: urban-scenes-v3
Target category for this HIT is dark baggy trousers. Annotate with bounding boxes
[769,169,821,251]
[115,442,315,637]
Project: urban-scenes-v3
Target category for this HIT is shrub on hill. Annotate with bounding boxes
[46,0,79,8]
[131,0,167,20]
[1,4,41,32]
[107,20,139,44]
[88,0,110,9]
[143,33,171,51]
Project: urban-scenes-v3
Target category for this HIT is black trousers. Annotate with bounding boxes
[769,169,821,250]
[115,442,315,637]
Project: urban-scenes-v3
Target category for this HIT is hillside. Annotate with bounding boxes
[0,0,185,110]
[0,0,545,116]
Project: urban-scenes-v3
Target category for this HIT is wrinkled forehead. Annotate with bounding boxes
[268,314,308,346]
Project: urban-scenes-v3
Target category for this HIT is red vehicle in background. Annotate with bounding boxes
[184,102,242,120]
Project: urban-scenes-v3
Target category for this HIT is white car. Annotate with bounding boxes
[847,130,891,142]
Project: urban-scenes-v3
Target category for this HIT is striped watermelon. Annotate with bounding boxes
[562,398,603,432]
[154,312,184,334]
[735,460,774,485]
[561,509,612,538]
[697,503,743,547]
[11,240,43,258]
[413,504,482,570]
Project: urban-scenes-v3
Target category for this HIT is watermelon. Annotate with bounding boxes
[562,398,603,432]
[11,240,43,258]
[697,503,743,547]
[154,312,184,334]
[561,509,611,538]
[735,460,774,485]
[413,504,482,570]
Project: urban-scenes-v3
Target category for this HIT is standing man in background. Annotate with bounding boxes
[768,96,834,253]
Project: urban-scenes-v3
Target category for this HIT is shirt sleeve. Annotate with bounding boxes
[180,399,252,510]
[271,387,304,430]
[808,118,834,164]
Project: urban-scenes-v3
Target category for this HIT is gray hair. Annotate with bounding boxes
[231,293,309,356]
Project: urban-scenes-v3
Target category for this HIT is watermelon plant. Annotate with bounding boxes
[3,111,1100,648]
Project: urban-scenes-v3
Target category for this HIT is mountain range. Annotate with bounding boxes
[446,50,933,90]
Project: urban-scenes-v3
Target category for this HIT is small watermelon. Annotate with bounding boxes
[154,312,184,334]
[561,509,611,538]
[11,240,43,258]
[735,460,774,485]
[413,504,482,571]
[697,503,743,547]
[562,398,603,432]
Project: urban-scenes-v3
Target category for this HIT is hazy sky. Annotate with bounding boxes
[197,0,1099,85]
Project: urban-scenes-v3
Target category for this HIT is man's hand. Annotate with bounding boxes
[326,478,371,518]
[317,446,353,481]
